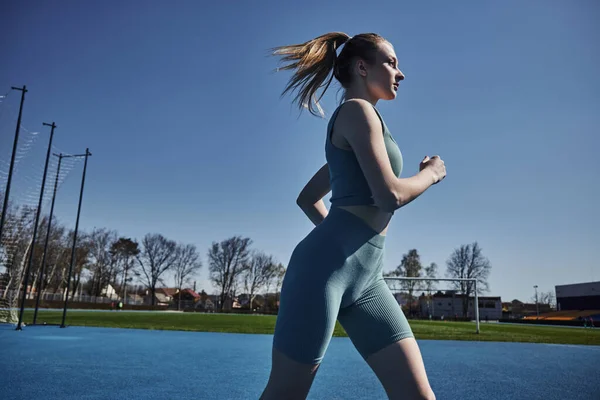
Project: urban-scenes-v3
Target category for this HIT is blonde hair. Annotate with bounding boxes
[271,32,388,118]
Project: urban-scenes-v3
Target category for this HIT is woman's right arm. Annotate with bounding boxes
[337,99,446,213]
[296,163,331,226]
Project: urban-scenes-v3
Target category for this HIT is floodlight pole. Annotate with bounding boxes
[33,153,63,325]
[0,85,27,245]
[60,149,91,328]
[534,285,539,319]
[474,280,480,334]
[16,122,56,330]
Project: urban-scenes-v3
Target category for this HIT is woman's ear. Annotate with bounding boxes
[356,59,368,78]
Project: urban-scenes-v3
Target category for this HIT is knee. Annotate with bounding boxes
[417,388,436,400]
[260,376,314,400]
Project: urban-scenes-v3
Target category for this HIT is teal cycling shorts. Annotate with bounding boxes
[273,206,414,364]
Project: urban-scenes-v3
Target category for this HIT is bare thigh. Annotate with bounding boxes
[260,347,321,400]
[366,337,435,400]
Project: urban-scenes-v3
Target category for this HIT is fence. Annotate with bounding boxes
[0,288,144,306]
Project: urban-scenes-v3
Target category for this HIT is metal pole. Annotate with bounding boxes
[60,148,91,328]
[474,280,480,334]
[384,277,478,282]
[534,285,539,319]
[16,122,56,330]
[0,86,27,244]
[33,153,62,324]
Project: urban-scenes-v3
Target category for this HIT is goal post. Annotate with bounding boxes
[383,277,480,334]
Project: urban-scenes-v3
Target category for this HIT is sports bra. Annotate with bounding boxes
[326,102,403,207]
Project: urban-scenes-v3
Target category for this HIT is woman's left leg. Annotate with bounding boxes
[338,278,435,400]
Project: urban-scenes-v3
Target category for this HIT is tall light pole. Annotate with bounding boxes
[0,86,27,243]
[534,285,539,319]
[60,148,91,328]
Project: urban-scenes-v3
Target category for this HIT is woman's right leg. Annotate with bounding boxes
[260,290,341,400]
[259,348,321,400]
[260,236,345,399]
[365,338,435,400]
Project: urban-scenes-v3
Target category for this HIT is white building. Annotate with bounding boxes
[419,291,502,320]
[101,283,119,299]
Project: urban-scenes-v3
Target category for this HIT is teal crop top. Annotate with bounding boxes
[326,102,403,207]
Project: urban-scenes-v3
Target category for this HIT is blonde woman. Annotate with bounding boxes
[262,32,446,400]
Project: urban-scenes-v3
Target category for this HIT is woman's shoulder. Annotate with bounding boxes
[332,99,383,134]
[331,99,379,125]
[337,98,375,114]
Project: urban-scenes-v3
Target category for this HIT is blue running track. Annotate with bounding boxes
[1,324,598,399]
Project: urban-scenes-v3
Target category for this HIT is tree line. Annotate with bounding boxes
[0,201,285,312]
[2,198,554,316]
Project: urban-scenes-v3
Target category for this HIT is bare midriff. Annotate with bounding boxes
[337,205,392,236]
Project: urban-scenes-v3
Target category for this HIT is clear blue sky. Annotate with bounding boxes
[1,0,598,303]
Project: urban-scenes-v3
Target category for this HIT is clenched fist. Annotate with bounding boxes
[419,155,446,184]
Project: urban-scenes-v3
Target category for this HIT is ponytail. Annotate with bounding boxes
[271,32,351,118]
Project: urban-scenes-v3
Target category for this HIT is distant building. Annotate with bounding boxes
[172,289,201,310]
[144,287,177,306]
[199,298,215,311]
[173,288,201,303]
[418,291,502,320]
[100,284,118,299]
[200,294,240,311]
[392,292,416,308]
[555,281,600,311]
[126,293,143,305]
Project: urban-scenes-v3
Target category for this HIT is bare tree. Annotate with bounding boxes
[110,237,140,303]
[384,249,423,316]
[422,262,438,316]
[70,230,91,298]
[136,233,177,306]
[540,291,556,308]
[207,236,251,312]
[46,229,76,296]
[87,228,118,297]
[243,251,277,311]
[532,290,556,309]
[173,243,202,311]
[445,242,492,317]
[29,215,66,298]
[272,263,286,311]
[423,262,438,294]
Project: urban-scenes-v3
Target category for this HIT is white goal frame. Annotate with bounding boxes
[383,277,480,334]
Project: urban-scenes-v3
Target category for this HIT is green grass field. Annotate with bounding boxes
[21,310,600,346]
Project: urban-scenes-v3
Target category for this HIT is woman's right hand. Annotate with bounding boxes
[420,155,446,184]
